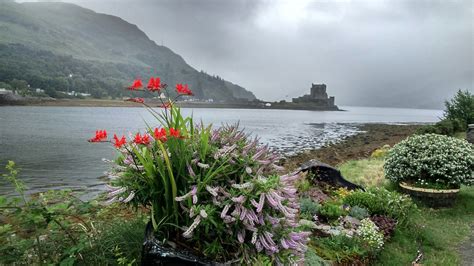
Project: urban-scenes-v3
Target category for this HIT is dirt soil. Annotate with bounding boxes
[284,123,423,170]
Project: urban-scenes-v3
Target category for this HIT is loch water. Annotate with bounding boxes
[0,106,442,196]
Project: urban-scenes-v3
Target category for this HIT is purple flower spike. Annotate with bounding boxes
[251,231,258,244]
[240,207,247,221]
[265,193,279,208]
[256,193,265,213]
[221,204,231,218]
[237,229,245,243]
[104,196,117,205]
[231,195,246,203]
[255,240,263,252]
[205,185,218,197]
[182,216,201,238]
[107,187,126,198]
[187,163,196,178]
[121,191,135,203]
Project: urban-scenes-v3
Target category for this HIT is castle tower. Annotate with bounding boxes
[310,84,328,100]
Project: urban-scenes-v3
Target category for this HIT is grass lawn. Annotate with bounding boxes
[338,158,387,188]
[337,158,474,265]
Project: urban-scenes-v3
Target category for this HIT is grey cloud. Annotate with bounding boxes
[33,0,474,108]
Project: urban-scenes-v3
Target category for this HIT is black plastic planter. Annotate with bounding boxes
[141,222,214,266]
[298,159,364,191]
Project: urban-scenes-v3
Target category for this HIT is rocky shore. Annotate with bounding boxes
[285,123,423,170]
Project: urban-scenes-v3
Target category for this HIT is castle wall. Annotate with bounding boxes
[292,83,336,108]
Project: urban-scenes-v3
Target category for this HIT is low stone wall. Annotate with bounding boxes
[467,124,474,144]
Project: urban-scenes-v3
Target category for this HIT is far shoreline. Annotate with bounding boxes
[0,98,344,111]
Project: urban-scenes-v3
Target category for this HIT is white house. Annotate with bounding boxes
[0,88,13,95]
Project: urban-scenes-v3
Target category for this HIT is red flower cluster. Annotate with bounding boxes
[176,83,193,96]
[134,133,150,145]
[89,77,191,147]
[153,127,182,142]
[126,97,145,103]
[113,134,126,148]
[147,77,162,92]
[154,128,167,142]
[128,79,143,90]
[89,130,107,142]
[127,78,193,99]
[169,128,181,138]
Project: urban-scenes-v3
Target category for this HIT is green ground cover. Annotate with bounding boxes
[338,156,474,265]
[2,138,472,265]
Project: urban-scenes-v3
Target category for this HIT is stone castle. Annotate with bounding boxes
[292,83,336,108]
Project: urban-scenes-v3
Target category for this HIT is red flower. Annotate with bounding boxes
[126,97,145,104]
[88,130,107,142]
[147,77,162,92]
[169,128,181,138]
[128,79,143,90]
[175,83,193,96]
[113,134,126,148]
[141,134,150,144]
[134,133,150,145]
[154,128,167,142]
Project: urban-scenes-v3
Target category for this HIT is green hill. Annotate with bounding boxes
[0,0,256,101]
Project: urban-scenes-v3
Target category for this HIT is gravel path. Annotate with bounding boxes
[460,225,474,266]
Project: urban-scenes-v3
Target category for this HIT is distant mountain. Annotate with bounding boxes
[0,0,256,101]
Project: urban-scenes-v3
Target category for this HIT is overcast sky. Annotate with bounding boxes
[22,0,473,108]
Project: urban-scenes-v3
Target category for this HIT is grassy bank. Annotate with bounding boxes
[338,157,474,265]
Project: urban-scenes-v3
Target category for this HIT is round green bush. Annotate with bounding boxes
[384,134,474,188]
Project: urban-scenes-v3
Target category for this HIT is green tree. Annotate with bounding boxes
[0,81,12,90]
[9,79,28,91]
[444,90,474,129]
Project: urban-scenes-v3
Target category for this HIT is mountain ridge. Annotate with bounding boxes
[0,0,256,101]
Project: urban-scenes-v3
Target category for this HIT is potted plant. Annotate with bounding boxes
[384,134,474,207]
[88,77,310,264]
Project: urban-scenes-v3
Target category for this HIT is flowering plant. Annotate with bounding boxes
[356,218,384,250]
[384,134,474,188]
[88,77,309,263]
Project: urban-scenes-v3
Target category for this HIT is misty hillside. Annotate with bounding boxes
[0,0,256,101]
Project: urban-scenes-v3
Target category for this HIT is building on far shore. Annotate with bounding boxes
[0,88,13,94]
[292,83,336,108]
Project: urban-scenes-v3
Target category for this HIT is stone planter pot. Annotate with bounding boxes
[399,182,460,208]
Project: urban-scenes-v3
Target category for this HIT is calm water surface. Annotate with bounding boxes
[0,106,442,196]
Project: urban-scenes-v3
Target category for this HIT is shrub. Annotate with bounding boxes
[349,206,369,220]
[416,119,465,136]
[319,201,345,221]
[370,215,397,239]
[370,145,391,159]
[343,188,416,225]
[0,161,145,265]
[312,235,372,263]
[444,89,474,129]
[384,134,474,188]
[343,191,384,215]
[300,197,320,220]
[356,218,384,250]
[92,78,310,264]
